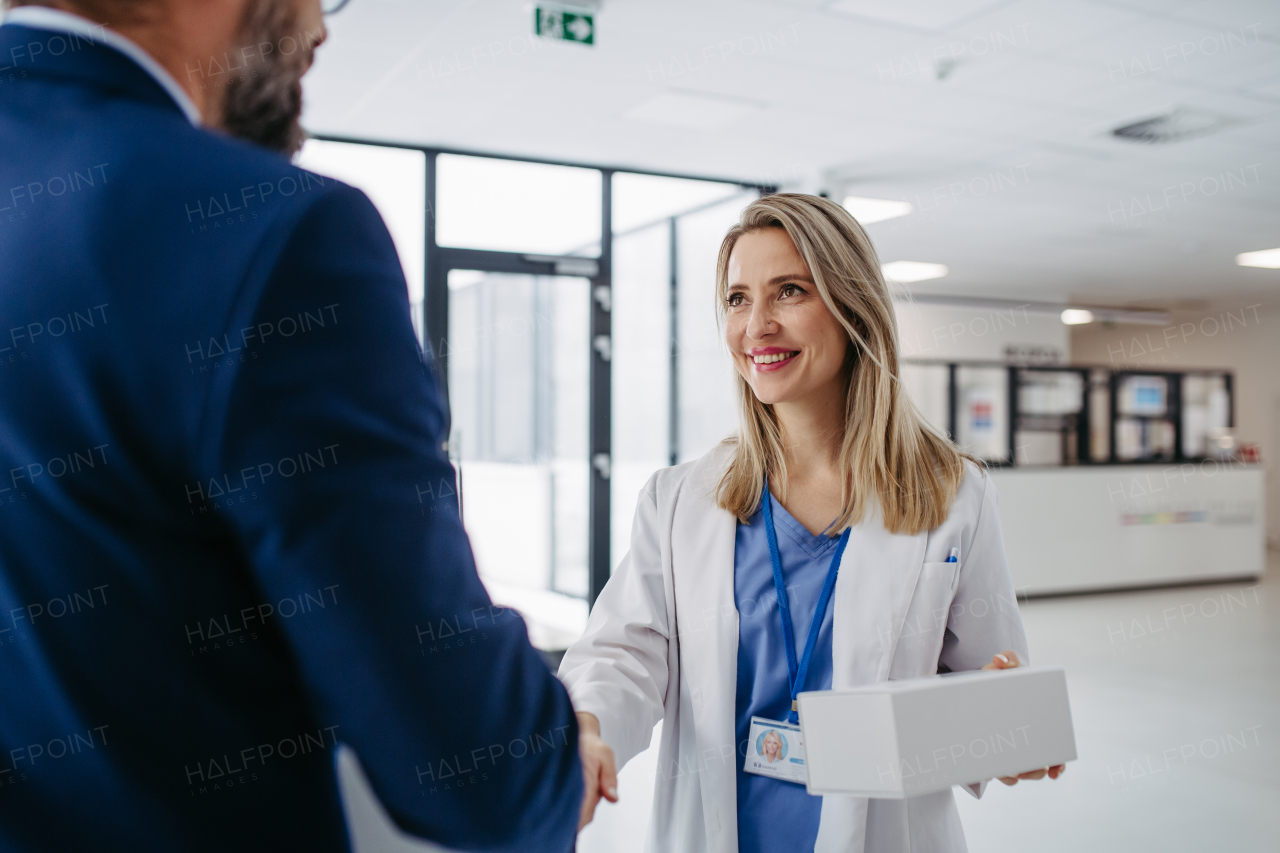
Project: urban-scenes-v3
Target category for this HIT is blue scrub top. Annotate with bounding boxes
[734,492,838,853]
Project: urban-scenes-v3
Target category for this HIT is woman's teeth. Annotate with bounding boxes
[752,352,796,364]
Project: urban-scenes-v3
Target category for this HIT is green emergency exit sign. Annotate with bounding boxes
[535,5,595,45]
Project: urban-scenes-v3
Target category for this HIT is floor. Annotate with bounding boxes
[339,552,1280,852]
[953,555,1279,852]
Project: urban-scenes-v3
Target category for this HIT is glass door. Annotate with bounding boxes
[446,270,590,648]
[430,153,605,650]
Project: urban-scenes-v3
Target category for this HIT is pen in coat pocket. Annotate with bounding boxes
[946,547,959,563]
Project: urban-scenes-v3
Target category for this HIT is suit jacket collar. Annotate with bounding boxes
[0,15,198,124]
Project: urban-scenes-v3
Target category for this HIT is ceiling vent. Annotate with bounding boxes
[1111,108,1232,144]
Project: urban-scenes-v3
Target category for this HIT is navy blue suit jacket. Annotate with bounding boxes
[0,22,581,852]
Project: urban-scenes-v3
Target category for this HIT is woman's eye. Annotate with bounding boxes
[780,283,805,298]
[727,293,745,307]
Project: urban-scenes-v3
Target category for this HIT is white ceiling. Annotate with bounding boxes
[301,0,1280,308]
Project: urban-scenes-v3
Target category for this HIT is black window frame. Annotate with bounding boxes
[309,134,772,606]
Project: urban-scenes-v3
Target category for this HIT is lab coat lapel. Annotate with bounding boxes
[669,448,739,852]
[817,504,927,853]
[832,503,928,687]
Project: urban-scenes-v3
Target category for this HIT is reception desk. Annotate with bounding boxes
[989,463,1265,596]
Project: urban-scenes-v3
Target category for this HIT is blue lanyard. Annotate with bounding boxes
[761,483,850,724]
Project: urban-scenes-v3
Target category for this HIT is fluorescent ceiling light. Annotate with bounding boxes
[826,0,1005,31]
[882,261,948,283]
[902,294,1170,325]
[1236,247,1280,269]
[843,196,913,224]
[1061,309,1094,325]
[621,91,760,130]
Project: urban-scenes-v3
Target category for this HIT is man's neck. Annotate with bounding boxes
[32,0,249,126]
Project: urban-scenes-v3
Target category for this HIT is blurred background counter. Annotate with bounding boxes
[903,358,1265,595]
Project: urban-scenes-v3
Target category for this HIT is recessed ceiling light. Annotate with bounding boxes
[882,261,948,283]
[1236,247,1280,269]
[1061,309,1094,325]
[843,196,913,224]
[621,91,760,130]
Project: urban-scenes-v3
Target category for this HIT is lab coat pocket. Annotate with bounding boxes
[919,559,959,590]
[890,562,959,677]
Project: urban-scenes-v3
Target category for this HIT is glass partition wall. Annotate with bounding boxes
[299,136,768,649]
[611,175,757,566]
[901,360,1234,468]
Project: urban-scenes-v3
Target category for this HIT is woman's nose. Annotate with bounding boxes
[745,302,775,340]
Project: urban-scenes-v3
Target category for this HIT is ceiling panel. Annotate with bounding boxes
[300,0,1280,307]
[946,0,1144,54]
[1166,0,1280,32]
[825,0,1013,33]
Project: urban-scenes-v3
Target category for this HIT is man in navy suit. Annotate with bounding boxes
[0,1,583,850]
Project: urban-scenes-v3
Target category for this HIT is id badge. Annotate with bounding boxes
[744,716,806,784]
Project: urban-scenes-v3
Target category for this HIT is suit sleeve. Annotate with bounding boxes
[557,477,669,769]
[938,471,1029,800]
[207,185,581,852]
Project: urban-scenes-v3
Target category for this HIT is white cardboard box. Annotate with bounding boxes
[797,666,1076,798]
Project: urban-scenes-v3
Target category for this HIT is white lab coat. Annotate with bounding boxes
[559,443,1029,853]
[563,440,1029,845]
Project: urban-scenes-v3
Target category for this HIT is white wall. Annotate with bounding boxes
[896,301,1069,364]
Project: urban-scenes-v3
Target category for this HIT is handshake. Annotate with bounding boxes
[572,649,1067,833]
[575,711,618,829]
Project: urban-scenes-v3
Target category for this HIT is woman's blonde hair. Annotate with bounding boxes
[714,193,974,536]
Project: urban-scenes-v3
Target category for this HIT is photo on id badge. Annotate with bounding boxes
[745,716,806,783]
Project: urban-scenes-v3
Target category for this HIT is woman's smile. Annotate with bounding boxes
[749,346,800,371]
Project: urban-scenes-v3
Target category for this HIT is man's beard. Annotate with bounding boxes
[221,0,317,156]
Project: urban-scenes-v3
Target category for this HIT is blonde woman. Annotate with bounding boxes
[761,730,784,764]
[560,194,1062,853]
